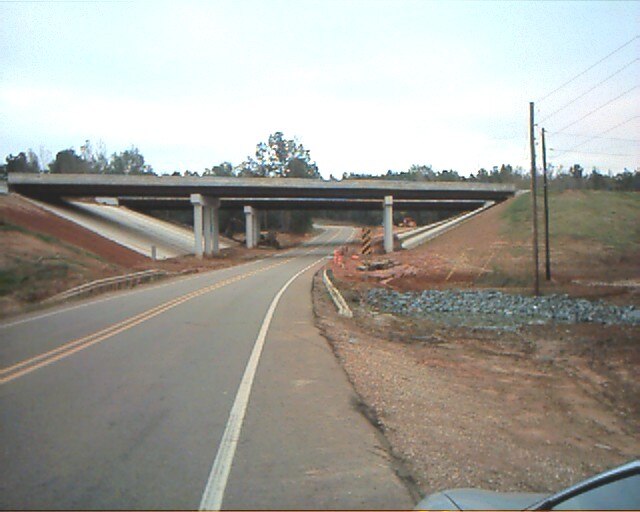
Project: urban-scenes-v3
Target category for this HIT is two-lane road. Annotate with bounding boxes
[0,226,412,510]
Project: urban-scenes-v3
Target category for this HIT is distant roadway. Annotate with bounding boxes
[0,226,412,510]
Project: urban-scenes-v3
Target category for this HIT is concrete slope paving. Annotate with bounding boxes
[25,197,228,259]
[0,227,411,510]
[72,201,228,256]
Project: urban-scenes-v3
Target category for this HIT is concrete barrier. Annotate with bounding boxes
[401,201,495,250]
[396,214,466,242]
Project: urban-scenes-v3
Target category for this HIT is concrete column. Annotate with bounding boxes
[203,205,212,256]
[193,201,204,258]
[383,195,394,254]
[191,194,220,258]
[253,210,260,247]
[211,206,220,255]
[244,206,255,249]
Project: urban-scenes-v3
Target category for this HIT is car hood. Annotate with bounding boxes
[416,488,548,510]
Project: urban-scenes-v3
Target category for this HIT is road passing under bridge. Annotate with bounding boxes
[8,173,516,256]
[0,226,414,509]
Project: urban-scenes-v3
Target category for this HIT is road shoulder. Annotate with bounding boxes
[222,264,414,509]
[313,271,639,497]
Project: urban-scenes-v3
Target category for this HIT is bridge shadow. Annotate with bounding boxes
[250,237,358,259]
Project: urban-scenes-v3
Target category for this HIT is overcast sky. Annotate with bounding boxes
[1,0,638,177]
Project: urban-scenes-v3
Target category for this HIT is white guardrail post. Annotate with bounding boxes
[322,268,353,318]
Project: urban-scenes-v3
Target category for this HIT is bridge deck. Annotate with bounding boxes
[8,173,516,202]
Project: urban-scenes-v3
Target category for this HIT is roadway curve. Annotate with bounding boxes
[0,227,412,510]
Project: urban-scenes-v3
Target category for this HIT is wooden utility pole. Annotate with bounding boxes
[529,102,540,295]
[541,128,551,281]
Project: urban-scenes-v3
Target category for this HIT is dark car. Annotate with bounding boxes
[416,459,639,510]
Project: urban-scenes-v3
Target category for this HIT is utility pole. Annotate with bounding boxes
[541,128,551,281]
[529,102,540,296]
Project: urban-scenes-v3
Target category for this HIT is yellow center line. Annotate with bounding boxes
[0,257,293,385]
[0,227,344,386]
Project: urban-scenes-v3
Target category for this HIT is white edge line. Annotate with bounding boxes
[198,255,327,511]
[0,269,213,329]
[0,228,341,330]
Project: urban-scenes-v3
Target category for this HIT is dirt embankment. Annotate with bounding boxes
[333,192,640,305]
[314,191,639,499]
[0,194,313,318]
[314,273,639,498]
[1,194,147,268]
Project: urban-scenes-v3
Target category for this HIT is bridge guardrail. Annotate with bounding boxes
[322,268,353,318]
[42,269,173,305]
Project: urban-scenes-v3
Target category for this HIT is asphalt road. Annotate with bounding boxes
[0,226,412,510]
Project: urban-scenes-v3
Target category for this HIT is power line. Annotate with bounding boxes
[539,58,639,123]
[549,148,638,157]
[548,115,640,139]
[547,116,640,158]
[537,35,639,103]
[553,85,639,134]
[548,132,640,143]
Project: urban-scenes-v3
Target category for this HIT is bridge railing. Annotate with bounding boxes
[42,269,172,305]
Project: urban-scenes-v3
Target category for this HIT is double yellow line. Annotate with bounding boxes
[0,227,345,386]
[0,258,292,385]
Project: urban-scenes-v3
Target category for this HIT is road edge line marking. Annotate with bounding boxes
[0,259,293,384]
[0,227,336,330]
[198,256,327,511]
[0,227,344,384]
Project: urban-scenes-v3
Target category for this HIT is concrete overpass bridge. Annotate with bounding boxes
[8,173,516,256]
[115,197,489,212]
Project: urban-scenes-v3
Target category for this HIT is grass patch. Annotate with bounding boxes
[476,267,530,288]
[0,219,108,263]
[0,269,27,295]
[0,257,78,300]
[0,220,30,234]
[0,220,59,244]
[503,191,640,252]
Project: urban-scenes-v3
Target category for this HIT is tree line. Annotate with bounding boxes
[3,134,637,192]
[2,132,638,233]
[0,142,153,177]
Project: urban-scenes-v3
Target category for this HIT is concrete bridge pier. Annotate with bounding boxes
[383,195,394,253]
[210,205,220,255]
[253,210,261,247]
[191,194,221,258]
[244,205,260,249]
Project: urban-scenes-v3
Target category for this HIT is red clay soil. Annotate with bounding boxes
[314,278,639,497]
[0,195,147,268]
[329,202,511,298]
[332,198,640,304]
[390,201,514,289]
[0,195,313,273]
[314,198,639,499]
[0,194,319,317]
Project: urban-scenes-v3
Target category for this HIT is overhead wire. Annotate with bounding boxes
[539,58,639,123]
[547,132,640,143]
[549,149,638,157]
[547,115,640,159]
[537,35,639,103]
[552,85,639,134]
